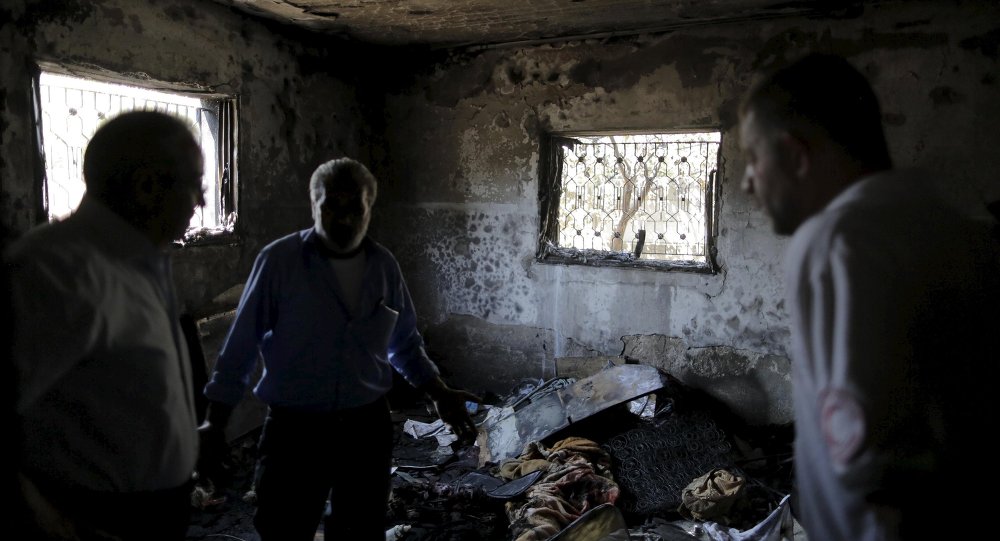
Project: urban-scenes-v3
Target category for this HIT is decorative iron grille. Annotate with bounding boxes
[37,71,237,236]
[541,132,720,269]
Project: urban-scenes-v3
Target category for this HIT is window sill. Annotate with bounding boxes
[174,229,241,248]
[536,245,716,273]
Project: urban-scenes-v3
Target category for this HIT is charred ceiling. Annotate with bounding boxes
[207,0,873,49]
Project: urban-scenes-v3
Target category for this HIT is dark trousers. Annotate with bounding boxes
[19,477,192,541]
[254,397,393,541]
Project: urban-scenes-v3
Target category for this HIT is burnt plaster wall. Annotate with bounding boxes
[373,1,1000,425]
[0,0,369,312]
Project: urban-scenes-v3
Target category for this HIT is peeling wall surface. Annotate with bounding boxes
[3,0,999,427]
[0,0,370,311]
[373,1,1000,424]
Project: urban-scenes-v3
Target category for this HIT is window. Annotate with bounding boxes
[538,131,721,272]
[37,71,238,241]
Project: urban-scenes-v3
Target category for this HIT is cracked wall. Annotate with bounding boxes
[373,1,1000,425]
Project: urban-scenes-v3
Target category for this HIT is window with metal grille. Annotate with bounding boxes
[36,71,238,241]
[538,132,721,272]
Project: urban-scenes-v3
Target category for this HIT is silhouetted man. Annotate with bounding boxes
[200,158,479,541]
[739,53,999,541]
[7,111,206,540]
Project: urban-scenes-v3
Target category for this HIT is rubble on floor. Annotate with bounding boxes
[389,364,798,541]
[477,365,666,465]
[187,363,800,541]
[186,432,263,540]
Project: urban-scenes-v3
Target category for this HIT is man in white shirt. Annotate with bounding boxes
[739,53,999,540]
[7,111,206,540]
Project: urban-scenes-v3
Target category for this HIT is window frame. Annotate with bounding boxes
[536,130,721,273]
[32,62,240,246]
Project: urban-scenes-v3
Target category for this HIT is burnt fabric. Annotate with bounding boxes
[678,468,746,523]
[503,437,620,541]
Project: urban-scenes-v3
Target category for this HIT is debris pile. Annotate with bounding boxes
[187,363,799,541]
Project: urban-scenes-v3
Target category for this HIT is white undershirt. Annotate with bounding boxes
[328,252,366,317]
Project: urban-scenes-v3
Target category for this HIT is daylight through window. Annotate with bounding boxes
[38,71,238,238]
[539,132,720,271]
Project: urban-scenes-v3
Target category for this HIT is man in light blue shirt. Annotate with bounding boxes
[202,157,479,541]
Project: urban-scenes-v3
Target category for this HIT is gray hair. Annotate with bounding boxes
[309,158,378,201]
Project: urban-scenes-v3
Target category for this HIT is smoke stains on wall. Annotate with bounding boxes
[372,1,1000,424]
[0,0,371,312]
[3,0,998,425]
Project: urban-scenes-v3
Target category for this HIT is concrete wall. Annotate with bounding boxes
[3,0,997,427]
[371,1,1000,424]
[0,0,371,312]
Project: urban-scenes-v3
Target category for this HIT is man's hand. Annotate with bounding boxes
[421,377,482,444]
[197,421,231,489]
[196,401,235,489]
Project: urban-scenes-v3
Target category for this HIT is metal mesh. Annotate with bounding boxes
[602,407,734,515]
[37,72,235,233]
[553,133,720,263]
